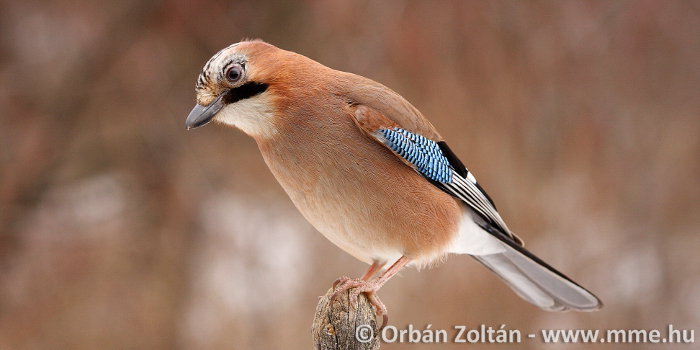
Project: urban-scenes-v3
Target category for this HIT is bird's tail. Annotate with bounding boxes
[471,240,602,311]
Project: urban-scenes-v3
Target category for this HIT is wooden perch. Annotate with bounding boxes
[312,288,380,350]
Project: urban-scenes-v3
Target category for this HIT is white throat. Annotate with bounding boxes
[214,92,278,139]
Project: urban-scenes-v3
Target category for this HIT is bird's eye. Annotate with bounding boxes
[226,66,243,82]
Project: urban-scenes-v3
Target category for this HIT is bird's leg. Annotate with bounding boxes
[330,256,413,328]
[361,260,384,280]
[333,260,383,291]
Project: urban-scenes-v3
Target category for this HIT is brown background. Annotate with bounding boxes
[1,1,699,349]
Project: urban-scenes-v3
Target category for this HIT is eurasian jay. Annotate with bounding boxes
[186,40,602,326]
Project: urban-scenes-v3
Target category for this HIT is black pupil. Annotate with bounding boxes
[227,67,241,81]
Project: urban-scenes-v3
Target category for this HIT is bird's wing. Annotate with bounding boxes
[351,105,603,312]
[341,74,443,142]
[350,104,522,246]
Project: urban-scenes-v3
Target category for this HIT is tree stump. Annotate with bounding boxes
[312,287,380,349]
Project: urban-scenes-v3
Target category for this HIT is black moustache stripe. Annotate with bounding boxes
[223,82,269,104]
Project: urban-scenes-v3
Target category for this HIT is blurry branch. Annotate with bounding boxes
[0,0,165,236]
[312,288,380,350]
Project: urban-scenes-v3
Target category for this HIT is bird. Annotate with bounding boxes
[186,39,602,327]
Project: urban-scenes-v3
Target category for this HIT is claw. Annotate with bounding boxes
[366,291,388,329]
[328,277,389,328]
[330,276,354,304]
[328,257,411,331]
[332,276,347,290]
[330,276,365,306]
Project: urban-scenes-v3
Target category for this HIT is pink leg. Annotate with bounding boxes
[360,260,384,281]
[330,256,413,328]
[333,260,384,291]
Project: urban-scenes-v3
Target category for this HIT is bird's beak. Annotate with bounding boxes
[186,94,226,130]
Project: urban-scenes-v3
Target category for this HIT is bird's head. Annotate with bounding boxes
[186,40,294,138]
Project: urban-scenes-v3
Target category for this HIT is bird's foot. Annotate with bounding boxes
[330,276,388,328]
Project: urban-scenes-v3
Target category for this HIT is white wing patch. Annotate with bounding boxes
[441,171,511,236]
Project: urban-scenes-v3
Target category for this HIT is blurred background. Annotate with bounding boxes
[1,0,699,349]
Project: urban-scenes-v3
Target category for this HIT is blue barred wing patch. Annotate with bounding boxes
[379,127,453,183]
